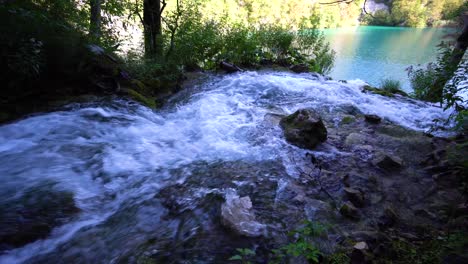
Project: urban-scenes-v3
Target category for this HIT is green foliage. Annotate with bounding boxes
[363,10,396,26]
[0,1,89,98]
[443,60,468,131]
[378,231,468,264]
[363,85,395,97]
[163,0,335,74]
[363,0,466,27]
[380,78,408,96]
[327,252,350,264]
[409,43,458,102]
[270,221,327,264]
[229,248,256,264]
[390,239,442,264]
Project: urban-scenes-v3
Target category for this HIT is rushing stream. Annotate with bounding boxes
[0,71,453,263]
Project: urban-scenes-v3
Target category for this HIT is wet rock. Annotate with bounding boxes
[0,184,79,251]
[289,63,310,73]
[292,194,306,205]
[344,187,365,207]
[344,133,368,147]
[340,202,360,220]
[280,109,327,150]
[378,206,399,229]
[221,190,265,237]
[337,104,363,116]
[373,153,402,171]
[219,61,242,73]
[354,241,369,250]
[365,114,382,124]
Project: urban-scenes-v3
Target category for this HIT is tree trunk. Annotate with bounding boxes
[89,0,102,40]
[144,0,164,59]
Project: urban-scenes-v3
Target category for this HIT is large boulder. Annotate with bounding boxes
[280,109,327,149]
[221,190,265,237]
[0,184,79,251]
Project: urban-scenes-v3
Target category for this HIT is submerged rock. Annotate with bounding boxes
[280,109,327,149]
[0,184,79,251]
[221,190,265,237]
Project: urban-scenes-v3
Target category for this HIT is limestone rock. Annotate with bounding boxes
[221,190,265,237]
[280,109,327,150]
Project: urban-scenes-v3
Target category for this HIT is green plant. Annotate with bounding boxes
[229,248,256,264]
[327,252,350,264]
[381,79,402,93]
[271,221,327,263]
[409,43,459,102]
[390,239,442,264]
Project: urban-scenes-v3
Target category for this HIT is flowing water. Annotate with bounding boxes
[0,71,452,263]
[323,26,456,91]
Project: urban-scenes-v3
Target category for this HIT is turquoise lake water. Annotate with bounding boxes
[323,26,456,91]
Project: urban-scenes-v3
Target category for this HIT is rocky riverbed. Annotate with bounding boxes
[0,71,466,263]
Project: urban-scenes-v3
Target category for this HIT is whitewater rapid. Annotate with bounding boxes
[0,71,452,263]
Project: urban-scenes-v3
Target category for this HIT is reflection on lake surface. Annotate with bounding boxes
[323,26,456,91]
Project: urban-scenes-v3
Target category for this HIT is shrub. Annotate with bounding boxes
[162,0,335,74]
[381,78,402,93]
[409,43,458,102]
[0,2,89,98]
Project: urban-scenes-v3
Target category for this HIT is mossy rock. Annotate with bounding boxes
[341,115,356,125]
[362,85,408,97]
[362,85,394,97]
[125,89,157,109]
[280,109,327,150]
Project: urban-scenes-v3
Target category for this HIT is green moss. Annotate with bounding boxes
[362,85,394,97]
[126,89,157,109]
[341,115,356,125]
